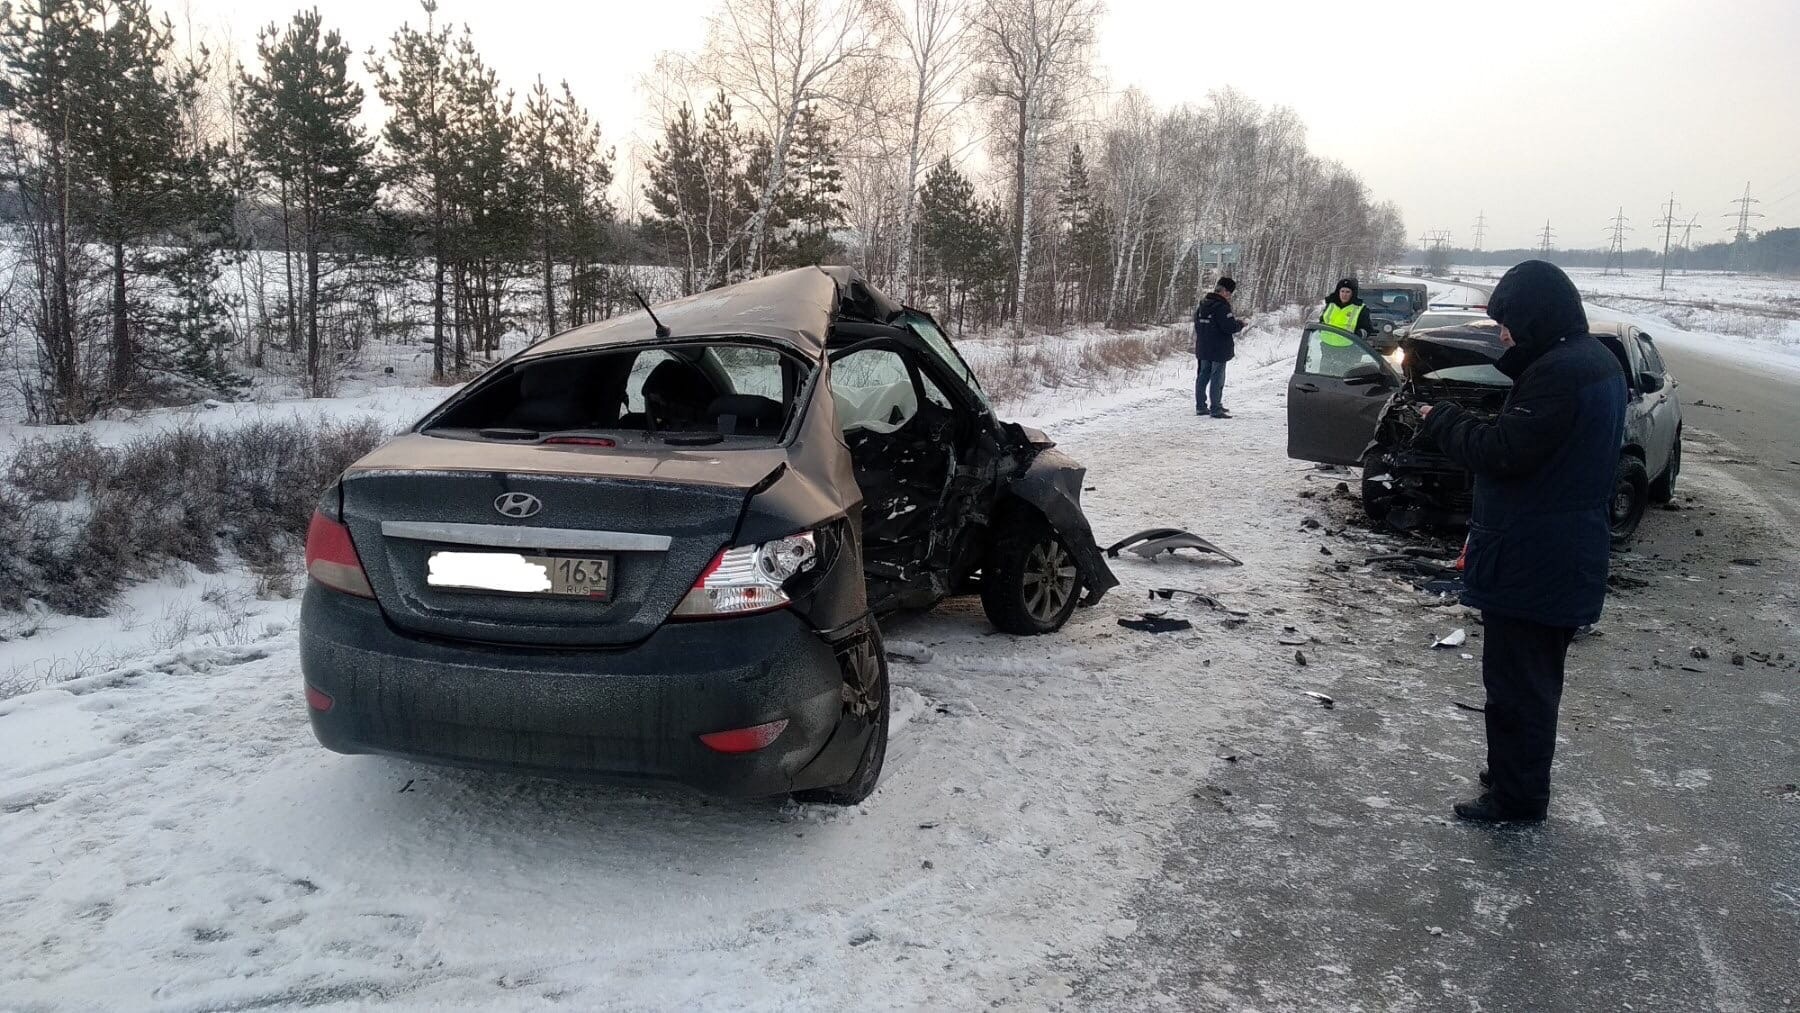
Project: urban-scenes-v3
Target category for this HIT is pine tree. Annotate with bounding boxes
[70,0,207,400]
[643,101,706,294]
[443,34,521,364]
[240,8,377,395]
[550,82,614,325]
[916,157,983,328]
[1056,144,1106,321]
[768,104,845,269]
[368,0,455,378]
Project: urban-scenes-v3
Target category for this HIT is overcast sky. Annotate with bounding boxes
[180,0,1800,250]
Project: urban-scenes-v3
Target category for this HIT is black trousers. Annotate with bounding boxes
[1481,612,1577,814]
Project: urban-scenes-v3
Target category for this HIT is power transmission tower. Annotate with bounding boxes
[1722,181,1763,272]
[1603,207,1632,275]
[1537,220,1555,256]
[1472,211,1487,254]
[1654,194,1679,291]
[1679,215,1702,274]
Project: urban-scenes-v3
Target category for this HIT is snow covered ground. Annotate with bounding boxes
[0,315,1330,1008]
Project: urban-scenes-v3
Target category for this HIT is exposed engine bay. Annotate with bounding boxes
[1361,333,1511,531]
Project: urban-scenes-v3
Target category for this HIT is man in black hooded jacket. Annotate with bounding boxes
[1419,260,1626,823]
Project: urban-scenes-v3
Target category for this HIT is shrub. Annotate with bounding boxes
[1,417,389,617]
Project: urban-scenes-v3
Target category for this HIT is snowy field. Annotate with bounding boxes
[1443,265,1800,367]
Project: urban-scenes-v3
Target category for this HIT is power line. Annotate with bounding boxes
[1679,214,1702,275]
[1723,181,1763,272]
[1472,211,1487,253]
[1653,193,1679,291]
[1537,219,1555,256]
[1603,207,1632,275]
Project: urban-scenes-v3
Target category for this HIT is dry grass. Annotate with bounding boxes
[1,418,389,617]
[973,326,1191,407]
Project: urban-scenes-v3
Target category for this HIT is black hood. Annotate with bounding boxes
[1487,260,1588,352]
[1330,277,1362,307]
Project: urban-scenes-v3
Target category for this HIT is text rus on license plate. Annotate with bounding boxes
[427,551,613,598]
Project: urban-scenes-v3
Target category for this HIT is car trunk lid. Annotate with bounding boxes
[341,434,784,648]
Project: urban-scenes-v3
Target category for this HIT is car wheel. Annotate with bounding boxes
[792,625,889,806]
[1361,450,1395,524]
[1649,432,1681,504]
[981,516,1081,635]
[1610,456,1650,548]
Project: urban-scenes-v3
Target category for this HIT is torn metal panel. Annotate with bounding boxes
[1106,528,1244,567]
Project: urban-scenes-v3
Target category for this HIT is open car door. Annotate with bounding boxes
[1287,322,1401,466]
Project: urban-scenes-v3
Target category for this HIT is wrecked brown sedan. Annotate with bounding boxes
[299,266,1116,804]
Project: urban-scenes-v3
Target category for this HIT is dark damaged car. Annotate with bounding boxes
[299,267,1117,804]
[1286,318,1681,546]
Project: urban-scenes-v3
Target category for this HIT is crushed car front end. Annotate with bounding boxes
[1361,329,1511,530]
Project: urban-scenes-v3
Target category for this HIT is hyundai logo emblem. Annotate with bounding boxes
[494,492,542,519]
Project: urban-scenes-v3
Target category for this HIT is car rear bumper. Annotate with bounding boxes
[298,586,868,798]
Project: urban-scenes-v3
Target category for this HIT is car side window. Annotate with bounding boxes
[1636,335,1667,377]
[1299,328,1381,378]
[831,348,920,434]
[902,311,990,410]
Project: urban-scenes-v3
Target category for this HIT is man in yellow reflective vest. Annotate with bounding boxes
[1319,277,1376,375]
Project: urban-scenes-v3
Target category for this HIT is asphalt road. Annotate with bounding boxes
[1077,305,1800,1011]
[1652,339,1800,535]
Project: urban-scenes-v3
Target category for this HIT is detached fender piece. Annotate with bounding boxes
[1106,527,1244,567]
[1007,447,1119,606]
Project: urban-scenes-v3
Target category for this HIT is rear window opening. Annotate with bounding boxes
[423,342,811,448]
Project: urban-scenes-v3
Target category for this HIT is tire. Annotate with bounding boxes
[1649,431,1681,504]
[981,515,1082,635]
[1361,450,1395,525]
[793,624,889,806]
[1609,455,1650,549]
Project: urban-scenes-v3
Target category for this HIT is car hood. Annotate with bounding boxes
[1402,333,1506,384]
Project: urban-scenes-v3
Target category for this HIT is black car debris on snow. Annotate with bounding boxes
[1287,317,1682,545]
[299,266,1117,804]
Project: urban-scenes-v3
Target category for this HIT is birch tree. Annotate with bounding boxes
[696,0,886,287]
[972,0,1099,337]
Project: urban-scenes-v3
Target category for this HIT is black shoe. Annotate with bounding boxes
[1196,409,1208,416]
[1453,792,1546,824]
[1211,409,1232,419]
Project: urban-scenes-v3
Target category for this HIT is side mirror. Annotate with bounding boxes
[1639,372,1665,394]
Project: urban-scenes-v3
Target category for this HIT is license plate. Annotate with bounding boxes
[427,551,613,598]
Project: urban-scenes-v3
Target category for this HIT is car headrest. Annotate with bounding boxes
[707,394,784,434]
[643,359,720,425]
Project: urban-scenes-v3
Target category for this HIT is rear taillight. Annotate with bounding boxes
[699,719,789,753]
[672,532,817,619]
[304,511,375,598]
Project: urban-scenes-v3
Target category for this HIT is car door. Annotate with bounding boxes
[1633,331,1678,476]
[827,339,960,608]
[1287,323,1402,466]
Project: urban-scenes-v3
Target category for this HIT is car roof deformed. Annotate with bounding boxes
[522,267,901,362]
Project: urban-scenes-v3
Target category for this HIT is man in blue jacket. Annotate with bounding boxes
[1419,260,1626,823]
[1193,278,1247,418]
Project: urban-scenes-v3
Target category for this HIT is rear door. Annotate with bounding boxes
[1633,330,1678,477]
[1287,323,1401,466]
